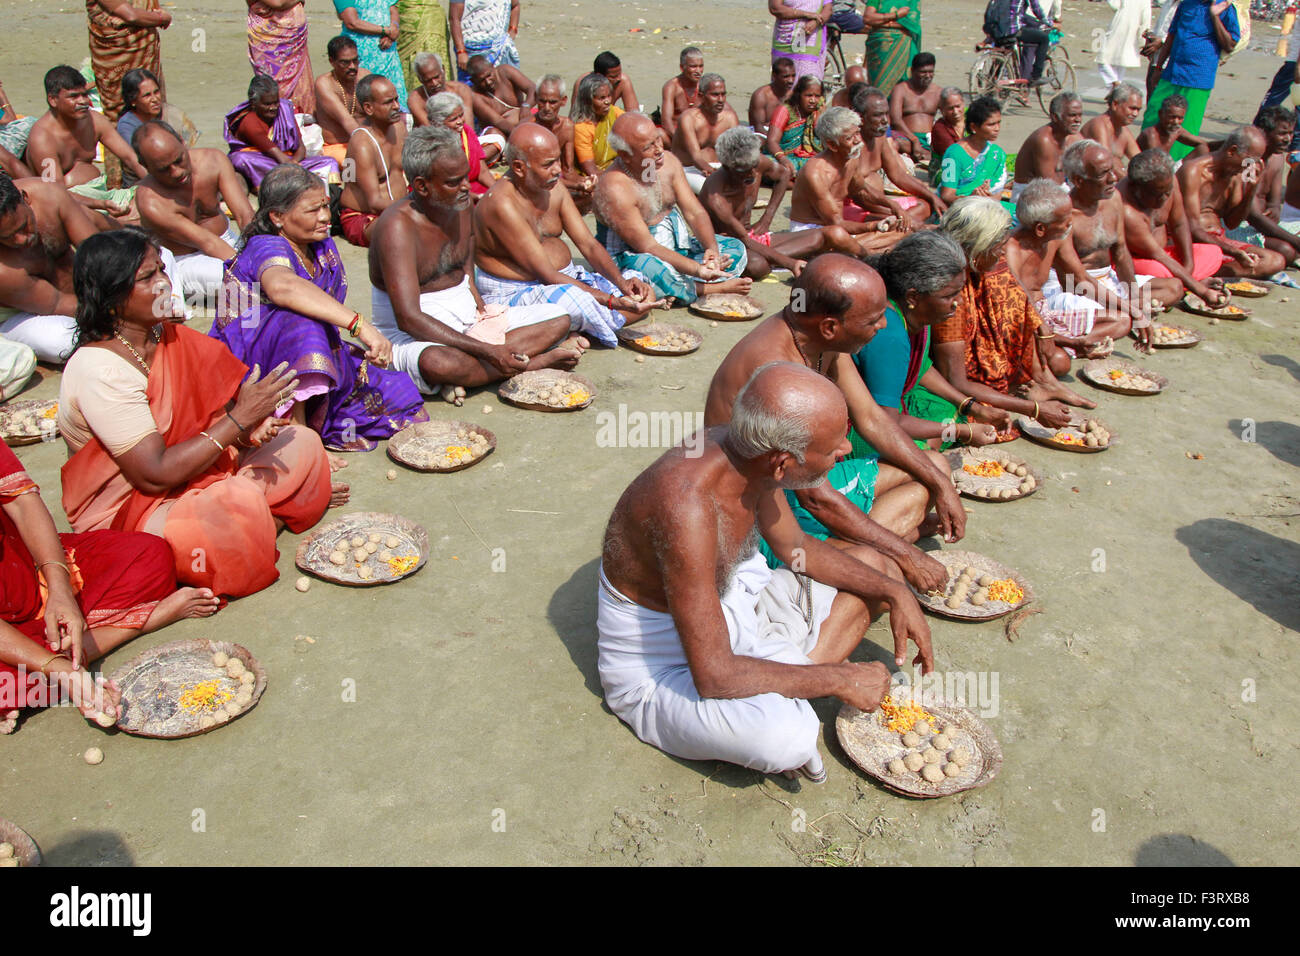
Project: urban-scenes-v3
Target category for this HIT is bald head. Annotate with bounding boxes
[728,361,847,476]
[843,65,868,88]
[790,254,884,324]
[504,122,563,190]
[609,111,656,156]
[132,119,189,184]
[506,122,558,161]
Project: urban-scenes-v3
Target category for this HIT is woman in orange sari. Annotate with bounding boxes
[59,228,340,599]
[1,441,219,734]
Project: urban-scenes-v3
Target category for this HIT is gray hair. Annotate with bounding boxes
[698,72,725,94]
[572,72,613,125]
[356,73,387,105]
[727,362,814,464]
[1106,82,1143,107]
[939,196,1011,260]
[866,230,967,301]
[938,86,964,105]
[412,52,442,75]
[402,125,464,181]
[241,163,323,244]
[815,106,860,147]
[1126,148,1175,186]
[1061,138,1102,183]
[680,46,703,67]
[1048,91,1081,120]
[248,73,279,103]
[426,91,465,126]
[715,126,762,171]
[1016,177,1070,226]
[1224,125,1257,154]
[605,111,649,157]
[538,73,566,97]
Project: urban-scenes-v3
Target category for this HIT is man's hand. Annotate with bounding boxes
[896,547,947,593]
[833,660,894,711]
[1036,399,1074,428]
[1232,247,1261,267]
[697,263,726,281]
[973,180,992,197]
[791,258,808,277]
[933,480,966,543]
[485,344,530,376]
[624,277,657,302]
[886,588,935,672]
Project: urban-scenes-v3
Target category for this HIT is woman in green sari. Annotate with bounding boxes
[765,75,823,175]
[938,95,1014,214]
[864,3,920,93]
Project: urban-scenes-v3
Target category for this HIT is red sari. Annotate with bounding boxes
[61,325,332,597]
[1,443,175,709]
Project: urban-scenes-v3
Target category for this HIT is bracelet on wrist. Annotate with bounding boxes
[226,410,249,433]
[38,652,68,675]
[199,431,224,452]
[37,559,70,575]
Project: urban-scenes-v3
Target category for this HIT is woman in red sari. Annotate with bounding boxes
[58,228,340,600]
[1,441,219,734]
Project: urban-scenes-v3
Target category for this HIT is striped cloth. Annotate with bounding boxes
[596,205,747,304]
[475,262,643,348]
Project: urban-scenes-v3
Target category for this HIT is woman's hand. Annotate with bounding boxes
[973,180,992,197]
[357,322,393,367]
[968,401,1013,432]
[965,422,999,446]
[232,362,299,426]
[43,586,87,669]
[245,416,290,448]
[1036,399,1073,428]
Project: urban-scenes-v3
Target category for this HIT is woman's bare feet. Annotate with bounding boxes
[327,452,349,473]
[143,587,221,632]
[329,481,350,507]
[0,709,18,735]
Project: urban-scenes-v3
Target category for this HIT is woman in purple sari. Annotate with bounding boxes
[224,75,339,189]
[210,164,428,452]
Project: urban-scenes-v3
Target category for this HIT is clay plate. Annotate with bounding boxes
[1016,416,1116,453]
[0,818,41,866]
[688,293,764,321]
[1080,357,1168,396]
[295,511,429,586]
[945,447,1044,502]
[387,420,496,473]
[497,370,596,412]
[909,549,1034,622]
[615,322,702,356]
[0,399,58,446]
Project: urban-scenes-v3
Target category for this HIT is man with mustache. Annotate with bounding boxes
[851,85,945,226]
[312,36,372,168]
[669,73,739,193]
[475,123,660,348]
[408,52,474,129]
[133,121,255,306]
[338,76,409,248]
[1011,91,1083,205]
[368,126,582,399]
[26,65,145,223]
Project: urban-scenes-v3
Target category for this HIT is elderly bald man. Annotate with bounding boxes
[133,120,254,306]
[705,255,964,588]
[591,111,750,305]
[475,123,661,347]
[600,360,932,783]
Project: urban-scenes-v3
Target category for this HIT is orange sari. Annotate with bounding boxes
[62,325,332,597]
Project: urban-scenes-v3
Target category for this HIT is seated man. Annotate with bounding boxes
[26,65,145,221]
[748,57,796,138]
[659,47,704,139]
[1135,93,1213,160]
[223,75,339,190]
[994,0,1051,87]
[581,51,641,113]
[1007,175,1137,359]
[788,107,905,249]
[702,126,869,278]
[599,362,926,782]
[133,121,255,308]
[368,126,582,398]
[1178,126,1289,279]
[408,52,475,129]
[338,75,408,248]
[887,52,941,162]
[531,75,594,212]
[312,35,370,168]
[705,256,964,557]
[853,85,946,225]
[1119,148,1231,300]
[829,66,868,110]
[0,172,100,363]
[475,124,660,348]
[592,112,750,304]
[466,53,534,143]
[1011,91,1082,204]
[669,73,739,193]
[1080,83,1143,171]
[1229,107,1300,266]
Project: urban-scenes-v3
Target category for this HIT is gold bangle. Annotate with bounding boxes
[37,559,70,575]
[199,431,224,452]
[1033,401,1040,419]
[38,652,68,675]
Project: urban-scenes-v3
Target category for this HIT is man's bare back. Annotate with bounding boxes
[1015,124,1081,184]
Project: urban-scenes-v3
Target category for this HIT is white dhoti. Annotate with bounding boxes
[1041,265,1150,321]
[172,221,238,307]
[0,334,36,400]
[0,309,77,365]
[787,219,821,232]
[596,552,836,775]
[682,163,718,194]
[370,276,568,394]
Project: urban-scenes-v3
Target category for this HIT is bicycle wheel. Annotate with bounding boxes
[1037,48,1077,115]
[986,51,1019,107]
[968,50,1000,100]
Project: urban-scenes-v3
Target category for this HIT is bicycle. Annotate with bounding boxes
[824,23,851,98]
[968,27,1075,115]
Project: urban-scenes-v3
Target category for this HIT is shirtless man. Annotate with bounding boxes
[133,121,254,306]
[1135,94,1213,159]
[1119,149,1229,305]
[466,54,535,136]
[368,126,582,398]
[1178,126,1288,279]
[591,51,640,112]
[1079,82,1143,171]
[702,126,868,278]
[748,58,796,138]
[659,47,704,140]
[705,255,965,554]
[599,362,928,782]
[888,52,941,162]
[338,76,408,248]
[670,74,740,193]
[829,66,868,110]
[1011,91,1082,203]
[0,173,101,362]
[312,36,371,167]
[408,52,474,129]
[592,112,750,304]
[1239,107,1300,265]
[475,123,660,346]
[531,75,593,212]
[789,107,903,250]
[1007,176,1136,360]
[853,86,946,225]
[26,65,145,221]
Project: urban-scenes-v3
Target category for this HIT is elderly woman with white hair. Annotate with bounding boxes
[424,90,496,195]
[851,231,1014,453]
[932,196,1095,435]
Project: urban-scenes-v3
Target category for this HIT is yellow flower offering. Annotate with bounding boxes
[986,578,1024,604]
[386,554,419,575]
[1053,431,1085,445]
[564,389,590,407]
[963,460,1004,478]
[879,694,935,734]
[179,679,232,714]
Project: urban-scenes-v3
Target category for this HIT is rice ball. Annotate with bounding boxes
[903,752,925,772]
[921,764,945,783]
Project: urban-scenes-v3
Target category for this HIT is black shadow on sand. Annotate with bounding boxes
[40,829,135,866]
[1228,418,1300,469]
[1260,353,1300,384]
[1175,519,1300,632]
[1135,834,1235,866]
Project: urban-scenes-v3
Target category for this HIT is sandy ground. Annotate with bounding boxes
[0,0,1296,866]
